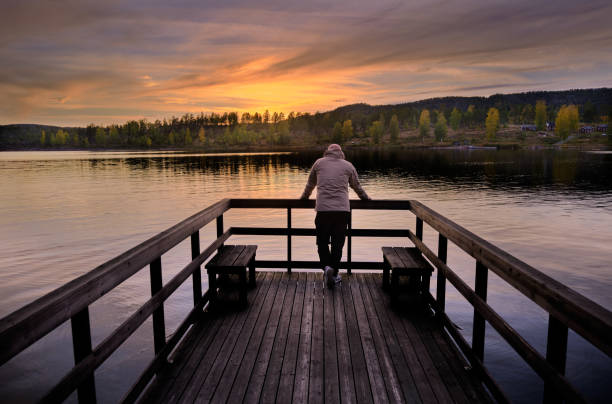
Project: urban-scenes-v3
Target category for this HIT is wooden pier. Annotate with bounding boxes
[141,272,490,403]
[1,199,611,403]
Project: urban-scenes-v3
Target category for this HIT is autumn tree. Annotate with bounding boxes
[419,109,430,138]
[555,105,579,139]
[341,120,353,141]
[435,113,447,141]
[40,130,46,146]
[389,114,399,143]
[535,100,547,130]
[184,127,193,145]
[449,108,461,131]
[368,120,384,144]
[198,127,206,145]
[485,108,500,140]
[263,110,270,124]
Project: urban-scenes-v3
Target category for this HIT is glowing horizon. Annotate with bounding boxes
[1,0,611,127]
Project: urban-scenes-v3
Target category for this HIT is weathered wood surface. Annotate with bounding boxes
[141,272,491,403]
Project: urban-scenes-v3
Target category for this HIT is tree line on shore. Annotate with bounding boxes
[1,88,610,148]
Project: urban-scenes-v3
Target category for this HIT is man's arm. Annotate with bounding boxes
[300,165,317,199]
[349,167,370,200]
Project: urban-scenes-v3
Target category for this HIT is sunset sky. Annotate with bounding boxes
[1,0,611,126]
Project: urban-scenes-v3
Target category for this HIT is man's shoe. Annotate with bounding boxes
[324,266,335,289]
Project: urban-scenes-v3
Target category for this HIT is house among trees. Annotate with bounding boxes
[521,124,537,131]
[596,124,608,132]
[579,126,594,134]
[546,121,555,131]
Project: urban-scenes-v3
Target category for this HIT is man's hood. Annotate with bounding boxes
[323,144,345,159]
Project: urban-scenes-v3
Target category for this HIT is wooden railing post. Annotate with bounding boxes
[71,307,96,404]
[347,209,352,275]
[543,315,569,404]
[416,217,423,240]
[191,231,202,305]
[149,257,166,354]
[473,260,488,360]
[216,214,224,252]
[287,208,292,274]
[436,234,448,319]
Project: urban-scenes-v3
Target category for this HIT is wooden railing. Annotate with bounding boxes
[1,199,610,403]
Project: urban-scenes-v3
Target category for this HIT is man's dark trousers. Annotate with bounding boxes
[315,211,349,276]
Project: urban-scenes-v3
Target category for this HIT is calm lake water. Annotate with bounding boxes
[0,149,611,403]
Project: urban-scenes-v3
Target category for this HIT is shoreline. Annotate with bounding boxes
[1,142,610,153]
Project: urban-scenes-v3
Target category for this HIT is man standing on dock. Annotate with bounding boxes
[301,144,371,288]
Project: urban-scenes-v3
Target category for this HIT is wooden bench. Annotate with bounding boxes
[382,247,434,306]
[206,245,257,307]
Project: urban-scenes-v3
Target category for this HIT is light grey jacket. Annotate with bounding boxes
[300,148,370,211]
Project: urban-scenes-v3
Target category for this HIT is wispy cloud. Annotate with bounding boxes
[1,0,611,125]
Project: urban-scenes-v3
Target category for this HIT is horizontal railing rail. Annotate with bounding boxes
[0,198,610,404]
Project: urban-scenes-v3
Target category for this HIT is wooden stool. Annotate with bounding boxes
[206,245,257,307]
[382,247,433,306]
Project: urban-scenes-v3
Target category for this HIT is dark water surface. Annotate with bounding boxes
[0,149,611,403]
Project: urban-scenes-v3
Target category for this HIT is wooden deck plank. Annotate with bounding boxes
[139,272,492,404]
[180,272,274,403]
[341,274,373,404]
[323,281,341,403]
[362,273,438,404]
[309,273,325,404]
[401,314,454,403]
[415,316,470,404]
[358,273,421,403]
[211,272,282,403]
[274,273,308,403]
[242,272,293,403]
[350,275,389,404]
[421,314,493,404]
[293,272,315,403]
[356,274,406,403]
[334,275,358,404]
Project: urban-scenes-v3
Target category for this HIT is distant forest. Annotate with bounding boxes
[1,88,610,149]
